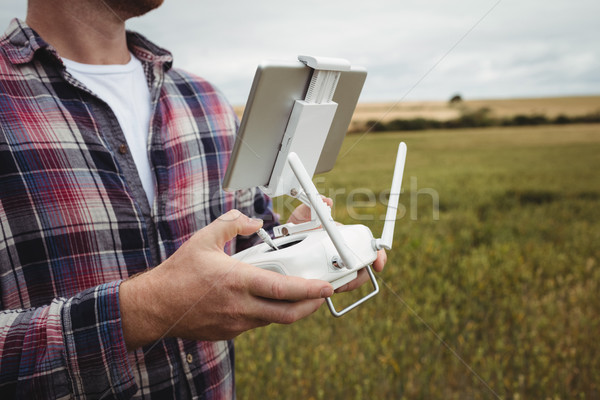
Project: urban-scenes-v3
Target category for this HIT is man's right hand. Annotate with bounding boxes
[119,209,334,350]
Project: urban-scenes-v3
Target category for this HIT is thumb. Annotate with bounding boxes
[205,209,263,248]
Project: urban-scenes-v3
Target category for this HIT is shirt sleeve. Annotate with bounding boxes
[0,281,137,399]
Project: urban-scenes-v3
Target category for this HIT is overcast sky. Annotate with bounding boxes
[2,0,599,105]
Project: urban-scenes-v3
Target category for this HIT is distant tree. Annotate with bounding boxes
[366,120,386,132]
[449,94,463,104]
[554,114,571,124]
[458,107,493,127]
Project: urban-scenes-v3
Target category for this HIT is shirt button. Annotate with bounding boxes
[118,144,128,154]
[186,353,193,364]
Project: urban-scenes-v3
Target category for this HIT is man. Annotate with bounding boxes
[0,0,385,398]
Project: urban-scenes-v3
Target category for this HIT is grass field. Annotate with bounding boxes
[234,123,600,399]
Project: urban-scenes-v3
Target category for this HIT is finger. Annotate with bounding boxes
[287,196,334,224]
[287,203,311,224]
[204,209,263,248]
[321,196,333,207]
[373,249,387,273]
[246,267,333,301]
[334,268,369,293]
[251,297,326,325]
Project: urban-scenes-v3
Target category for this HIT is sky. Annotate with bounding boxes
[1,0,599,105]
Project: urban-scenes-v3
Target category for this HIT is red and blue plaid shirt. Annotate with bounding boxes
[0,19,276,399]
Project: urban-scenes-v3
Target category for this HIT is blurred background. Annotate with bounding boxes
[2,0,598,104]
[2,1,599,399]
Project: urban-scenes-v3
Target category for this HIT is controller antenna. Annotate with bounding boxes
[374,142,407,251]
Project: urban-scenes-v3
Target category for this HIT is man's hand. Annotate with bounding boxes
[286,199,388,294]
[120,210,334,350]
[334,248,387,293]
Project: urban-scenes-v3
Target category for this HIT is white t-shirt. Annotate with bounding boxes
[62,54,155,206]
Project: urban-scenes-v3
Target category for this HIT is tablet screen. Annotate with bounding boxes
[223,59,366,193]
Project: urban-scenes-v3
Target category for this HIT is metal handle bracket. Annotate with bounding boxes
[325,266,379,317]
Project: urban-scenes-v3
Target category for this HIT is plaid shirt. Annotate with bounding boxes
[0,19,276,399]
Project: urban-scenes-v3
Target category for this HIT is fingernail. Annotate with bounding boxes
[320,287,333,298]
[251,218,264,225]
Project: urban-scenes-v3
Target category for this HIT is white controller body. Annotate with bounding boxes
[233,224,377,289]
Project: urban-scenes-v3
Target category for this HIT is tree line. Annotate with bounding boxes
[363,108,600,132]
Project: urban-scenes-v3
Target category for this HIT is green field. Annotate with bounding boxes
[235,124,600,399]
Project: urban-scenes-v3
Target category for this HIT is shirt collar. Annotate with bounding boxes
[1,18,173,71]
[126,30,173,71]
[0,18,54,65]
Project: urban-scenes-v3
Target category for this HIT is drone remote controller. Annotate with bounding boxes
[234,141,407,316]
[228,56,407,316]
